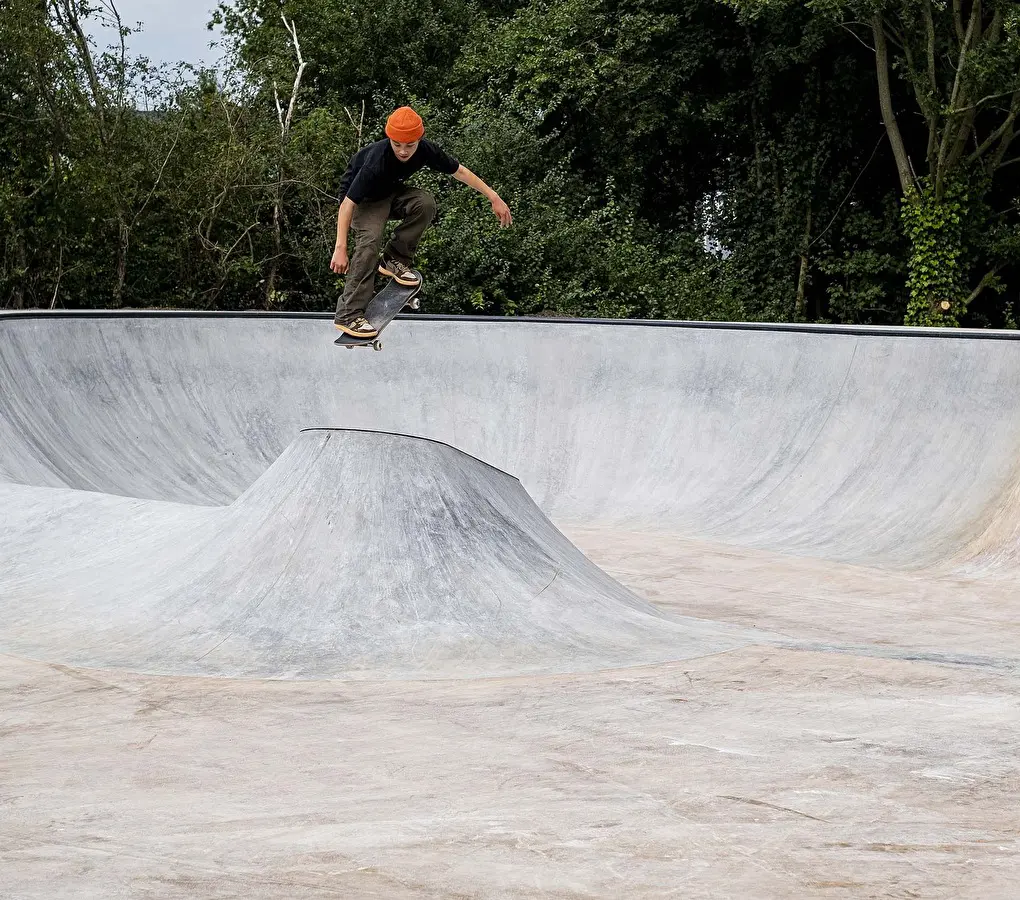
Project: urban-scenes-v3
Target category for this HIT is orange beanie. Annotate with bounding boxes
[385,106,425,142]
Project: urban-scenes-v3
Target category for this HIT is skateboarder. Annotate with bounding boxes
[330,106,513,338]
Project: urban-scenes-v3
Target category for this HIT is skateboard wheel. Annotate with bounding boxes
[372,341,382,351]
[409,298,420,310]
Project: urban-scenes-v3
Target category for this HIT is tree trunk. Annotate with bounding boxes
[266,180,282,307]
[903,185,965,327]
[50,242,64,309]
[795,203,812,320]
[872,14,916,198]
[115,218,130,306]
[9,236,28,309]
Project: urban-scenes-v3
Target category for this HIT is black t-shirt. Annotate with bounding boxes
[338,138,460,204]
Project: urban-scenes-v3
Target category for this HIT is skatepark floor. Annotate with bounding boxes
[5,546,1016,899]
[2,313,1019,898]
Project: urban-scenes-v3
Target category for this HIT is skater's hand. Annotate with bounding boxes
[491,196,513,227]
[330,247,349,274]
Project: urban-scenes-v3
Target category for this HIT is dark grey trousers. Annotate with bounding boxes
[335,187,437,319]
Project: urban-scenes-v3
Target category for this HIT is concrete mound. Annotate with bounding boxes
[0,429,749,678]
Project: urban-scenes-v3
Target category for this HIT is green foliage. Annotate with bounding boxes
[212,0,477,117]
[901,179,969,326]
[453,0,744,223]
[419,165,742,320]
[726,0,1020,327]
[815,197,908,325]
[3,0,1020,326]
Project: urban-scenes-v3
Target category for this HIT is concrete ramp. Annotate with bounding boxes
[0,429,748,677]
[4,314,1020,570]
[5,312,1020,678]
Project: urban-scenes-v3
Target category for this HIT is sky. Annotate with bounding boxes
[85,0,224,69]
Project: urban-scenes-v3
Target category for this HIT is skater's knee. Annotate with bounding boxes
[412,192,437,217]
[353,233,383,254]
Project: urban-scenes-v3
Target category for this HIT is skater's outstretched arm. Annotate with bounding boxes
[452,166,513,227]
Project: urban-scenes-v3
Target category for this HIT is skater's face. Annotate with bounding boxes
[390,139,419,162]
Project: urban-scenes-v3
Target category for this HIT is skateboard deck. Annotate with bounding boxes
[334,272,423,351]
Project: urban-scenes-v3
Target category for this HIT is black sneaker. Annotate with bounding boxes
[334,314,378,338]
[377,259,421,287]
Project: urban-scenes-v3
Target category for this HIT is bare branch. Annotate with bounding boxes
[50,243,64,309]
[839,23,874,53]
[926,121,938,173]
[795,202,812,320]
[921,0,942,168]
[99,0,127,127]
[901,36,923,96]
[872,14,915,196]
[50,0,108,141]
[882,24,905,52]
[16,170,54,202]
[970,89,1020,163]
[937,1,982,192]
[990,108,1020,171]
[924,0,938,100]
[964,264,1006,308]
[953,0,965,45]
[900,25,938,162]
[952,90,1020,115]
[212,221,260,263]
[342,100,368,147]
[947,0,979,112]
[811,131,886,248]
[280,15,306,136]
[273,81,284,131]
[133,114,186,225]
[947,107,977,170]
[985,7,1004,46]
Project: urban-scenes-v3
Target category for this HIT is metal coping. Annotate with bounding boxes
[2,308,1020,341]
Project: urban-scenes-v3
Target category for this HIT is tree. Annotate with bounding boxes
[1,0,198,308]
[6,0,1017,324]
[212,0,477,116]
[727,0,1020,325]
[704,3,907,323]
[0,0,64,308]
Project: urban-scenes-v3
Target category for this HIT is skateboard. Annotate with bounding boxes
[334,271,423,352]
